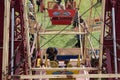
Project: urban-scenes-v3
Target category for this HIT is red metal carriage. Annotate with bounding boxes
[47,1,76,25]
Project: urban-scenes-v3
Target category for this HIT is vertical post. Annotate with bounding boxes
[11,3,15,75]
[78,11,83,67]
[88,0,93,29]
[78,0,81,9]
[98,1,106,80]
[32,0,36,18]
[99,0,106,74]
[111,0,118,75]
[11,7,15,76]
[23,0,32,78]
[2,0,10,79]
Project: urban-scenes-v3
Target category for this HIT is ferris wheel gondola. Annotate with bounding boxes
[47,1,77,25]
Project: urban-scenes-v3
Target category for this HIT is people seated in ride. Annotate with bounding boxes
[65,0,74,9]
[53,0,64,10]
[65,0,74,4]
[64,59,70,67]
[46,47,58,61]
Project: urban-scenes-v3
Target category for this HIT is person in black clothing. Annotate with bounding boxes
[56,0,62,4]
[31,49,37,67]
[73,12,85,48]
[73,12,84,28]
[46,47,58,61]
[36,0,41,12]
[75,34,80,48]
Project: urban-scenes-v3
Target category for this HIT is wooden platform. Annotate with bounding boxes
[11,74,120,79]
[41,48,82,55]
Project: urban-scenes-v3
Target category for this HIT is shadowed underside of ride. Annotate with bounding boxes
[0,0,120,80]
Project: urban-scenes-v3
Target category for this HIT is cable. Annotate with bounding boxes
[80,2,98,17]
[40,25,70,48]
[8,40,23,66]
[73,1,99,24]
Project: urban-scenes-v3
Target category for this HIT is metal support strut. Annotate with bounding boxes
[111,0,118,75]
